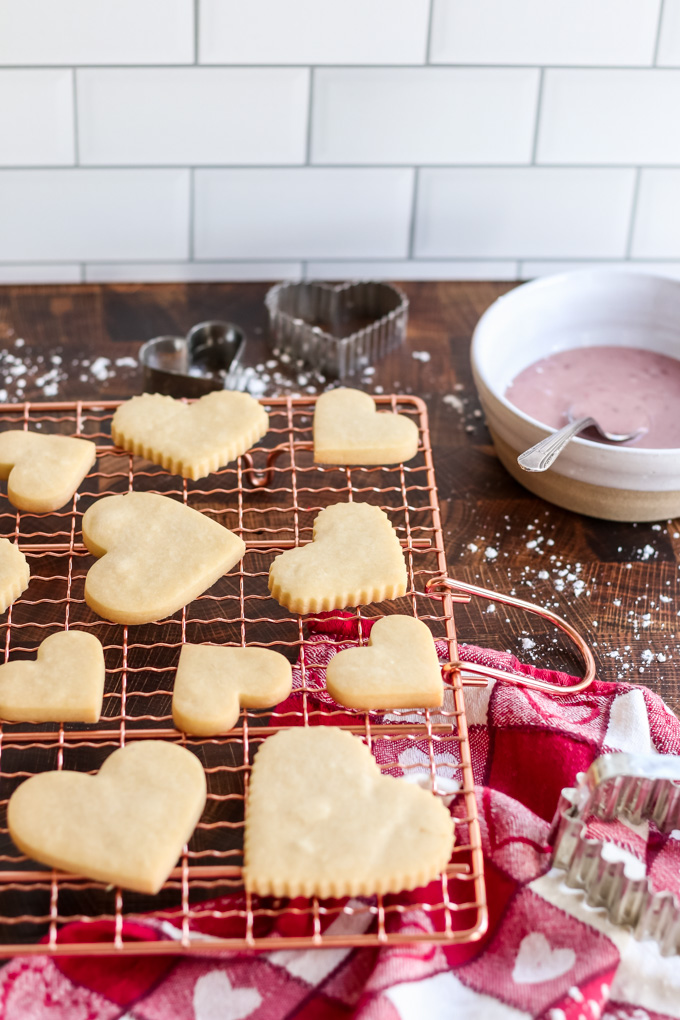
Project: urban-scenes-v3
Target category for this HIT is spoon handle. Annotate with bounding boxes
[517,417,596,473]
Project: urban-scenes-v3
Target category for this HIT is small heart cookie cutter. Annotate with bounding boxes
[265,280,408,378]
[139,320,248,398]
[425,576,596,695]
[549,752,680,955]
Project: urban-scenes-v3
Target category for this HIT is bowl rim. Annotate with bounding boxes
[471,267,680,457]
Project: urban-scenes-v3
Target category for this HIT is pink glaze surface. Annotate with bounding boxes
[505,345,680,449]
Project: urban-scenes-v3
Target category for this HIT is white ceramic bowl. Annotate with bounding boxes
[471,269,680,522]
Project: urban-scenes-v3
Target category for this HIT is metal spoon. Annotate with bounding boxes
[517,413,646,473]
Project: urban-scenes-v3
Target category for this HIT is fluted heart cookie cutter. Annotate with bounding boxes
[549,752,680,955]
[265,280,409,378]
[139,320,249,398]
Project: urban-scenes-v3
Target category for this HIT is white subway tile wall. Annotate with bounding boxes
[0,0,679,282]
[194,168,414,260]
[414,168,636,258]
[311,69,540,165]
[429,0,661,65]
[631,171,680,257]
[657,0,680,65]
[199,0,431,65]
[0,70,74,166]
[77,69,310,166]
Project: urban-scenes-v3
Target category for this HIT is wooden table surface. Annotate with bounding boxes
[0,280,677,711]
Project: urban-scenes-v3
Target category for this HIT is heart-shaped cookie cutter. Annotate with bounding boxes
[549,752,680,954]
[139,320,248,398]
[265,280,408,378]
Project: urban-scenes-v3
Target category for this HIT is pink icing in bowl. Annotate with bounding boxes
[470,269,680,521]
[505,345,680,449]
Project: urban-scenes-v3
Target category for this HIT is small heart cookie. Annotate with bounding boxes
[111,391,269,480]
[173,645,292,735]
[326,615,442,711]
[0,431,96,512]
[0,538,29,616]
[268,502,407,614]
[8,740,207,894]
[82,492,245,624]
[314,389,419,465]
[0,630,105,723]
[243,727,454,898]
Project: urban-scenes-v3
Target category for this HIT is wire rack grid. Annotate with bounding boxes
[0,394,486,955]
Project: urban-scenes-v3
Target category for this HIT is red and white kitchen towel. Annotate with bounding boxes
[2,615,680,1020]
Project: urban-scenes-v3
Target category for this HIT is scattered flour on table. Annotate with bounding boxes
[459,511,678,682]
[0,339,142,399]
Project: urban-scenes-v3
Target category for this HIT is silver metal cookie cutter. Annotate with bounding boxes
[549,752,680,955]
[265,280,409,378]
[139,320,251,397]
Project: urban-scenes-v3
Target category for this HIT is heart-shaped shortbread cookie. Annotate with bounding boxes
[82,492,245,624]
[111,391,269,480]
[0,630,105,723]
[244,727,454,898]
[326,615,442,710]
[0,431,96,512]
[268,502,407,614]
[8,740,207,894]
[173,645,292,735]
[0,538,29,616]
[314,389,419,466]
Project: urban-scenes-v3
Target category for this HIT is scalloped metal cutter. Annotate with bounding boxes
[549,752,680,955]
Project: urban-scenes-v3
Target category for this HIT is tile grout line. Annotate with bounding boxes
[188,167,195,260]
[5,62,680,70]
[653,0,667,65]
[530,68,545,164]
[193,0,200,64]
[625,167,643,258]
[305,68,314,164]
[1,163,670,171]
[4,256,680,268]
[71,67,80,165]
[425,0,436,63]
[407,167,420,259]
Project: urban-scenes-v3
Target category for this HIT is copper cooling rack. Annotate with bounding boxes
[0,395,486,954]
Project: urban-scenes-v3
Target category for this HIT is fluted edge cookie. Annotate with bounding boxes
[268,502,407,614]
[111,391,269,480]
[243,727,454,898]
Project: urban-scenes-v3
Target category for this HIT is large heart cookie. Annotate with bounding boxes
[268,502,407,614]
[173,645,292,736]
[243,727,454,898]
[8,740,207,894]
[0,630,105,723]
[326,615,442,711]
[0,431,96,512]
[111,391,269,480]
[0,538,29,616]
[314,389,419,465]
[82,492,245,624]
